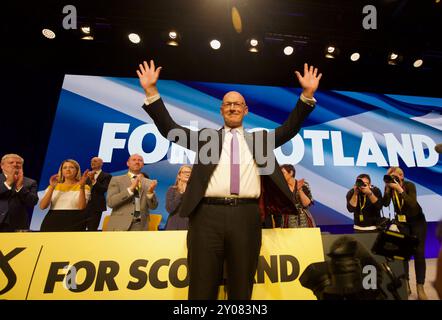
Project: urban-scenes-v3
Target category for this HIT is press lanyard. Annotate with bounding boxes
[393,190,406,223]
[358,195,366,222]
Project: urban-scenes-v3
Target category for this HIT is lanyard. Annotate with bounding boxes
[359,194,367,211]
[393,190,404,212]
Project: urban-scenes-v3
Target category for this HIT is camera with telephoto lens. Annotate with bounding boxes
[383,175,399,184]
[355,178,367,188]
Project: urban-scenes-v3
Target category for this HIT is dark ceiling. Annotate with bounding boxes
[3,0,442,95]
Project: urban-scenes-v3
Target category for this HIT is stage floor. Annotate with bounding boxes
[408,258,440,300]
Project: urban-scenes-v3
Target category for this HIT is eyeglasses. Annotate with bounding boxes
[221,101,245,108]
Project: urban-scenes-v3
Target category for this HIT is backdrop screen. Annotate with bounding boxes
[30,75,442,230]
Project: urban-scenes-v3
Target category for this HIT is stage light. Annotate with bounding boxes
[128,33,141,44]
[42,28,56,39]
[169,31,177,39]
[247,38,260,53]
[350,52,360,61]
[81,36,94,41]
[413,59,423,68]
[387,52,402,65]
[231,6,242,33]
[81,26,91,34]
[325,45,339,59]
[389,53,398,60]
[210,39,221,50]
[283,46,294,56]
[166,30,179,46]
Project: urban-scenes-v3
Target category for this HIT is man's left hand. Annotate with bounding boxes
[147,180,158,193]
[295,63,322,99]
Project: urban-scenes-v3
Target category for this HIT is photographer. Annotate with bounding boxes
[346,173,383,233]
[382,166,428,300]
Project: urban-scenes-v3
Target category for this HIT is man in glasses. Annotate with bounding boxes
[137,60,322,300]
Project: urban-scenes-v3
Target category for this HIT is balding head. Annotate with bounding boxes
[220,91,248,128]
[90,157,103,171]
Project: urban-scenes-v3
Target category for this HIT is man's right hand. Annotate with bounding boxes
[130,175,142,192]
[136,60,162,97]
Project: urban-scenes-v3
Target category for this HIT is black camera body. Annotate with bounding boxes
[355,178,366,188]
[383,175,399,184]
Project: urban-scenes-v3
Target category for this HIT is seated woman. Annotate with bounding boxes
[165,165,192,230]
[277,164,316,228]
[39,159,90,231]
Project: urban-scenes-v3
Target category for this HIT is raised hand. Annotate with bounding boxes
[16,170,24,189]
[79,169,89,187]
[136,60,162,97]
[147,180,158,193]
[49,174,59,187]
[297,178,305,191]
[295,63,322,99]
[130,175,142,192]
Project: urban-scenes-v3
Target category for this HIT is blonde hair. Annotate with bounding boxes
[58,159,81,182]
[387,166,404,177]
[1,154,24,165]
[175,165,192,186]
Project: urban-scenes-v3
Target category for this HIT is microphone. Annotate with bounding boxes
[435,143,442,154]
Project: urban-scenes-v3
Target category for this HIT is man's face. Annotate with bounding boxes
[127,154,144,173]
[220,91,248,128]
[1,157,23,175]
[91,157,103,171]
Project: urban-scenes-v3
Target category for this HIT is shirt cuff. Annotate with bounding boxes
[4,182,12,190]
[146,192,154,199]
[15,186,23,192]
[300,94,317,107]
[143,94,161,106]
[127,188,134,196]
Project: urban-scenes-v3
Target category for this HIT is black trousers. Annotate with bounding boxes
[399,216,427,284]
[187,202,262,300]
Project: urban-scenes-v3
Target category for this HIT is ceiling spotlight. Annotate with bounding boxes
[283,46,294,56]
[81,36,94,41]
[128,33,141,44]
[387,52,402,65]
[247,38,261,53]
[167,30,180,46]
[210,39,221,50]
[168,31,177,39]
[81,26,91,34]
[231,6,243,33]
[389,53,398,60]
[350,52,360,61]
[325,45,339,59]
[413,59,423,68]
[42,28,56,39]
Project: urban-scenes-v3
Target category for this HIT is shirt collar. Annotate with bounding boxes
[224,125,244,135]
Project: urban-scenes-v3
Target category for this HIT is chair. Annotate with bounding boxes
[101,215,111,231]
[148,214,162,231]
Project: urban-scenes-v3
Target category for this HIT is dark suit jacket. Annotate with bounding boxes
[143,97,314,220]
[86,171,112,212]
[0,173,38,230]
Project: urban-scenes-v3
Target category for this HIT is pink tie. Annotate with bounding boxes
[230,129,240,195]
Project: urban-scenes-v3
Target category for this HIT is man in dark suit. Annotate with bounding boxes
[0,154,38,232]
[85,157,112,231]
[136,60,322,299]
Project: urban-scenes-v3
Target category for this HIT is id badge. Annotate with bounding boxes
[134,196,141,212]
[359,214,364,222]
[398,214,406,223]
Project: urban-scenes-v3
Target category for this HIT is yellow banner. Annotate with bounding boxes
[0,228,324,300]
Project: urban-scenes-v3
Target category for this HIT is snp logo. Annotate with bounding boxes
[0,248,26,294]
